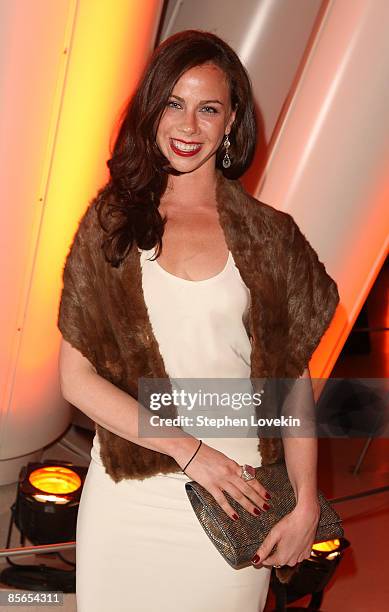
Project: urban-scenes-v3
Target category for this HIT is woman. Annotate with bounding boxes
[58,30,339,612]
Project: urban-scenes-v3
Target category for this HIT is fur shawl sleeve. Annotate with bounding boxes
[58,201,103,372]
[285,214,340,377]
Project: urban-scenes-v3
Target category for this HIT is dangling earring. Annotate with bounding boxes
[222,134,231,169]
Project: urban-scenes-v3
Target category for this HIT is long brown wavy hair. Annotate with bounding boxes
[96,29,257,267]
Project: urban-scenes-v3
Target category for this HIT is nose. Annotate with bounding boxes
[178,109,199,135]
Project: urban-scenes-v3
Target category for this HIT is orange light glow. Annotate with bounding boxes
[312,539,341,552]
[29,466,81,495]
[0,0,163,468]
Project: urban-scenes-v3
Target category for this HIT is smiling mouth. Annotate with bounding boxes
[170,138,202,156]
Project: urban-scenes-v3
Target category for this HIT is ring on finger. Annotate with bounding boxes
[272,564,282,568]
[240,464,256,481]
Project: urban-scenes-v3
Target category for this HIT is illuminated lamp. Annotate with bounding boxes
[0,460,87,592]
[270,537,350,610]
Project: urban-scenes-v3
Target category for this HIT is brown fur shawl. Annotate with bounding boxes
[58,170,339,582]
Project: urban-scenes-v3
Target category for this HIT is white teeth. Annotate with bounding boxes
[171,139,201,152]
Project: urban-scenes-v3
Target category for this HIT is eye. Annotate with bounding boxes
[167,100,182,109]
[201,106,218,114]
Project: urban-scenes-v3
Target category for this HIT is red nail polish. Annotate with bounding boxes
[253,508,261,515]
[232,513,239,520]
[263,503,270,511]
[251,554,260,564]
[265,492,271,499]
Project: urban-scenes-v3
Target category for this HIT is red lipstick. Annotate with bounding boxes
[169,138,202,157]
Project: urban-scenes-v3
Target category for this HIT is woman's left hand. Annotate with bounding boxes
[251,499,321,567]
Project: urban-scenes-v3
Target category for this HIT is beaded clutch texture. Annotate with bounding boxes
[185,461,344,568]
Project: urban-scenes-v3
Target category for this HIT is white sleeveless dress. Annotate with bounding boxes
[75,247,271,612]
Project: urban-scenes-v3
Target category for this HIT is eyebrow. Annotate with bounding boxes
[170,94,224,106]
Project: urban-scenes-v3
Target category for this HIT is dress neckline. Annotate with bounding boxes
[142,249,233,285]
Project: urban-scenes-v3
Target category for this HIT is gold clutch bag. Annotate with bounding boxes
[185,461,344,568]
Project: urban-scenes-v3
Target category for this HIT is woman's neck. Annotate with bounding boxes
[162,164,219,210]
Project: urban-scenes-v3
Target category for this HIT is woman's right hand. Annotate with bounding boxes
[174,438,271,520]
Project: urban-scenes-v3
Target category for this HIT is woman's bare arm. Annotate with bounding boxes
[59,338,197,459]
[281,367,320,508]
[58,337,271,519]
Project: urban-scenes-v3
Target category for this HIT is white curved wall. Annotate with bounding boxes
[256,0,389,377]
[0,0,163,484]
